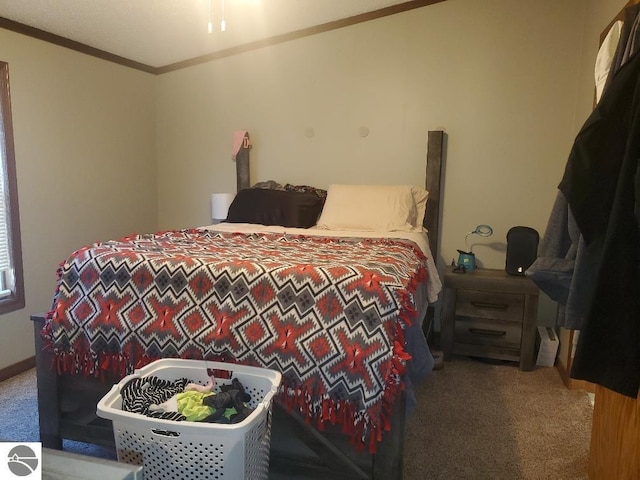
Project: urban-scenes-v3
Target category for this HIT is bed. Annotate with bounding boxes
[31,130,446,479]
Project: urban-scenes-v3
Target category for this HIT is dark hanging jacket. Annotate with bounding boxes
[558,49,640,398]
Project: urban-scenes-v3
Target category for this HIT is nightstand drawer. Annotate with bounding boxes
[455,289,525,323]
[454,316,522,349]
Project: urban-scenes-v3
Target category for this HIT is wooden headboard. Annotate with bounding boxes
[232,128,447,264]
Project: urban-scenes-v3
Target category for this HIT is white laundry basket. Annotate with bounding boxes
[97,358,281,480]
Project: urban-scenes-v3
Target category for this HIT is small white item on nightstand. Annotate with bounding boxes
[210,193,235,223]
[536,326,560,367]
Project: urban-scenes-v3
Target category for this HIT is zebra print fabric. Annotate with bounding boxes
[120,375,190,422]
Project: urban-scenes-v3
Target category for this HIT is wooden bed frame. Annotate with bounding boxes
[30,130,446,479]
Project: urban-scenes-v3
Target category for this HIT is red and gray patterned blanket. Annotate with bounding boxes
[44,229,429,452]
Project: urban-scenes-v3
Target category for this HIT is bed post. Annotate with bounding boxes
[31,313,63,449]
[424,130,445,257]
[235,131,251,191]
[423,130,446,341]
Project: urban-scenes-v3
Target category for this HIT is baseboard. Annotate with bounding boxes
[556,359,596,393]
[0,356,35,382]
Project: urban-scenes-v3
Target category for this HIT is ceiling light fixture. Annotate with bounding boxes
[207,0,225,34]
[207,0,213,34]
[221,0,226,32]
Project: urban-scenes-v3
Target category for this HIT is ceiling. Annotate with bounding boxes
[0,0,441,73]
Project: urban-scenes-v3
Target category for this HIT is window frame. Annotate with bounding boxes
[0,61,24,314]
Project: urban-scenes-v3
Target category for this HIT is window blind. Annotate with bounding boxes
[0,102,11,274]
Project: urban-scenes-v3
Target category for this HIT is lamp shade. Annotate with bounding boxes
[211,193,235,221]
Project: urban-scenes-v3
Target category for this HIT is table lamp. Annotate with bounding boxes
[210,193,235,223]
[457,224,493,271]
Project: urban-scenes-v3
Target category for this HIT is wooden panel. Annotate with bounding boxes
[455,289,524,323]
[452,342,520,363]
[422,130,446,339]
[444,268,539,295]
[589,385,639,479]
[425,130,445,258]
[454,316,522,349]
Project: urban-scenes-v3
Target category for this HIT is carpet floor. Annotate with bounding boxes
[0,355,593,479]
[403,357,593,479]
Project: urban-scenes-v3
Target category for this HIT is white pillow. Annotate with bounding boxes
[316,184,428,232]
[411,185,429,228]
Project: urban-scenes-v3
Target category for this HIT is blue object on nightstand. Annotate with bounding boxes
[457,250,476,270]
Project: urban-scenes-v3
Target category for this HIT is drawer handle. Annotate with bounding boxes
[468,328,507,337]
[471,301,508,310]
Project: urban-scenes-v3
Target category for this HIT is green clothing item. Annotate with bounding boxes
[176,391,214,421]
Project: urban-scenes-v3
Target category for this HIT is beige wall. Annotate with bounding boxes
[0,30,157,369]
[156,0,588,268]
[0,0,629,369]
[156,0,591,328]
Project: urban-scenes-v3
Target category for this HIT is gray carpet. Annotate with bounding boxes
[0,356,593,479]
[0,367,116,459]
[403,357,593,480]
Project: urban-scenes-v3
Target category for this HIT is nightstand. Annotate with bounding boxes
[441,266,539,371]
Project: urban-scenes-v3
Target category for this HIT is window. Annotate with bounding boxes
[0,62,24,314]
